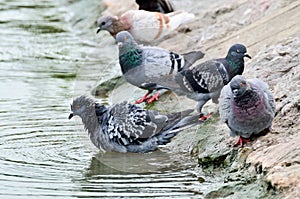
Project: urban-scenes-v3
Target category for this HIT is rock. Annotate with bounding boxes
[247,133,300,194]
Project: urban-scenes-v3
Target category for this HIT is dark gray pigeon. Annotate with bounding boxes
[136,0,175,13]
[68,96,199,153]
[116,30,205,104]
[173,43,251,120]
[219,75,276,146]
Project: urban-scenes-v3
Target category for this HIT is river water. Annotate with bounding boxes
[0,0,208,198]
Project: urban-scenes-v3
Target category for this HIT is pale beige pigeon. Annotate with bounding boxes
[96,9,195,43]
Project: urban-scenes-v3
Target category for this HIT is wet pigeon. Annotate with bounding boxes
[219,75,276,146]
[96,10,194,43]
[116,30,205,104]
[173,43,251,120]
[136,0,175,13]
[68,96,199,153]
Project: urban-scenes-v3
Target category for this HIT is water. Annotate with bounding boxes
[0,0,204,198]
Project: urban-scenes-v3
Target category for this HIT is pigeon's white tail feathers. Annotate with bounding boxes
[167,10,195,29]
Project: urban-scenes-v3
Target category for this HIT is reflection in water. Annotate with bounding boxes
[95,150,180,173]
[0,0,204,198]
[77,154,200,198]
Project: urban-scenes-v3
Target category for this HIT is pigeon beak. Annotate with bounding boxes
[96,27,101,34]
[244,54,251,59]
[68,113,74,120]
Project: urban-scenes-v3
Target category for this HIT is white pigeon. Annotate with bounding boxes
[96,9,195,43]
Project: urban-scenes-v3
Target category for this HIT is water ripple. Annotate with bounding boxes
[0,0,203,198]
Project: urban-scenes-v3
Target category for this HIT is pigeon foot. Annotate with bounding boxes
[135,93,151,104]
[199,112,213,122]
[234,137,251,147]
[147,92,160,104]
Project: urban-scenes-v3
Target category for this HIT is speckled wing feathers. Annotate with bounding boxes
[180,60,228,95]
[104,102,167,146]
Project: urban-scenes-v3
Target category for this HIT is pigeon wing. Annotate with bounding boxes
[218,84,232,123]
[105,102,168,146]
[181,60,226,95]
[134,46,184,89]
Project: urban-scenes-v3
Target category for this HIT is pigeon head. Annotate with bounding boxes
[226,44,251,61]
[116,31,138,49]
[96,16,118,34]
[69,96,95,119]
[230,75,250,98]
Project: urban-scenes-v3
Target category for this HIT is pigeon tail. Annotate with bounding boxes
[136,0,175,13]
[125,110,199,153]
[166,10,195,30]
[156,113,200,144]
[182,50,205,70]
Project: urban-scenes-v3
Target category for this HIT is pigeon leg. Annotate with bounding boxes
[135,92,152,104]
[195,97,210,113]
[147,92,160,104]
[234,136,251,147]
[199,112,213,121]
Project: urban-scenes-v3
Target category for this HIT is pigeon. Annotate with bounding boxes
[219,75,276,146]
[68,96,199,153]
[96,10,195,43]
[116,30,205,104]
[136,0,175,13]
[173,43,252,120]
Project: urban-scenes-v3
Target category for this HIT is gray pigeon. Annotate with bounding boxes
[68,96,199,153]
[116,30,205,104]
[173,43,251,120]
[136,0,175,13]
[219,75,276,146]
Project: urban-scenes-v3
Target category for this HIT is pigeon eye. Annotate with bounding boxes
[239,82,243,87]
[236,49,240,53]
[101,21,106,26]
[75,105,80,110]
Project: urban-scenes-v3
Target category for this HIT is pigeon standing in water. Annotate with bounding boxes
[69,96,199,153]
[96,10,194,43]
[116,31,205,104]
[136,0,175,13]
[219,75,276,146]
[173,43,252,120]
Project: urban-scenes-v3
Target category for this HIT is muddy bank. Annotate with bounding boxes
[94,0,300,198]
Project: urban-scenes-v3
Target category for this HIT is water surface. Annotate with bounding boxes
[0,0,204,198]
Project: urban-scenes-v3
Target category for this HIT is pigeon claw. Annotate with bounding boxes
[135,93,151,104]
[199,112,213,122]
[234,137,251,147]
[147,92,160,104]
